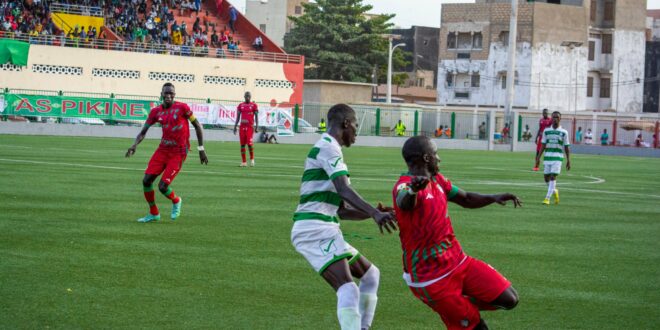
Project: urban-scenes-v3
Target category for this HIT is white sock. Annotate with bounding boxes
[546,180,556,199]
[358,266,380,330]
[337,282,360,330]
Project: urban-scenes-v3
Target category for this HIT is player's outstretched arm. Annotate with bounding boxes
[332,175,398,234]
[125,124,150,157]
[190,118,208,165]
[338,201,394,221]
[396,176,429,211]
[449,189,522,209]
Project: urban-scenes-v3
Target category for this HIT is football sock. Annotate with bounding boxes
[337,282,361,330]
[358,266,380,329]
[162,186,181,204]
[545,180,556,199]
[240,145,246,163]
[248,145,254,160]
[143,185,159,215]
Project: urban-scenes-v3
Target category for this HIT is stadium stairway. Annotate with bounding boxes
[147,0,253,51]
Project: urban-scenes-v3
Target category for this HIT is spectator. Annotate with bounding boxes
[478,121,486,140]
[522,124,532,142]
[229,5,237,33]
[501,123,510,143]
[435,125,444,138]
[635,134,644,147]
[444,126,451,138]
[600,129,609,146]
[252,35,263,51]
[210,30,219,47]
[584,128,594,145]
[318,118,326,133]
[575,126,583,144]
[260,128,278,144]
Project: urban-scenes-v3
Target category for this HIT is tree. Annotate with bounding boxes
[284,0,409,83]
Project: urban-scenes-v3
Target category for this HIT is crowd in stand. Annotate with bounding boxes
[0,0,260,58]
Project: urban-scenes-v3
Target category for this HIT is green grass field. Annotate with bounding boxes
[1,134,659,329]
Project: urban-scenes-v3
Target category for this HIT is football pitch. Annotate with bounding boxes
[1,134,658,329]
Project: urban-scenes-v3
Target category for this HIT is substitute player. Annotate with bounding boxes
[126,83,209,222]
[233,91,258,167]
[291,104,397,330]
[393,136,521,330]
[535,111,571,205]
[533,108,553,171]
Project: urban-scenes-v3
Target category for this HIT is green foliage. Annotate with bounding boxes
[284,0,408,83]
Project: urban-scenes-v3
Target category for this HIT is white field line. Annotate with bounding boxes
[1,158,659,199]
[474,166,606,184]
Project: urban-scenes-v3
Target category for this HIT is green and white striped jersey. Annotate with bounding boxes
[541,126,570,162]
[293,134,349,224]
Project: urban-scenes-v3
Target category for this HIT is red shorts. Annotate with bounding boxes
[409,256,511,330]
[239,125,254,146]
[145,148,187,185]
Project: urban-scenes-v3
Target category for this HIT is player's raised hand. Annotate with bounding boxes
[199,150,209,165]
[125,145,136,158]
[373,210,398,234]
[410,176,430,192]
[495,193,522,208]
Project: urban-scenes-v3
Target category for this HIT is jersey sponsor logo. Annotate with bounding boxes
[329,156,342,168]
[319,238,337,256]
[425,193,434,200]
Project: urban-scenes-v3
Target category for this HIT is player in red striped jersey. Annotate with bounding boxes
[534,108,553,171]
[392,136,522,330]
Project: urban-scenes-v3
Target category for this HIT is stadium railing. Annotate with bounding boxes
[50,3,104,17]
[2,88,658,147]
[0,34,303,65]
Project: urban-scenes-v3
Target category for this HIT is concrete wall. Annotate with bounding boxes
[246,0,287,46]
[303,80,374,104]
[0,44,304,105]
[612,30,645,112]
[530,43,588,112]
[614,0,647,31]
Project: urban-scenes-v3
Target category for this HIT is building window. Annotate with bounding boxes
[259,24,267,33]
[604,1,614,22]
[600,78,611,98]
[602,34,612,54]
[588,41,595,61]
[457,53,471,59]
[417,78,425,87]
[590,0,597,22]
[446,73,454,87]
[499,31,509,46]
[457,32,472,49]
[455,92,470,99]
[471,75,480,88]
[447,32,457,49]
[295,5,302,15]
[473,32,483,49]
[501,75,507,89]
[587,77,594,97]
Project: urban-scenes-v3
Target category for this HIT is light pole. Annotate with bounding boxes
[387,35,405,104]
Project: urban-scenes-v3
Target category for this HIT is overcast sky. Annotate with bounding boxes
[235,0,660,29]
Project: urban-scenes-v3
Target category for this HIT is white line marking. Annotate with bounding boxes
[474,166,606,185]
[1,158,658,198]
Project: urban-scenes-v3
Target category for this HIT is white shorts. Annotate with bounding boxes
[544,161,562,176]
[291,220,359,274]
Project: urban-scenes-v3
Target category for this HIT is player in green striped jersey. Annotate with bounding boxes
[291,104,398,330]
[535,111,571,205]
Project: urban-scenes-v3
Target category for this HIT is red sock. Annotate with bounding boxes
[241,146,246,162]
[143,186,159,215]
[163,187,181,204]
[248,145,254,160]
